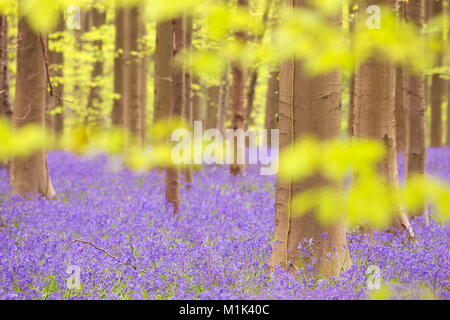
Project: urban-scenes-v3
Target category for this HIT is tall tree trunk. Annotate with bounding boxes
[271,1,351,277]
[140,11,148,146]
[347,3,357,138]
[287,66,350,277]
[354,0,413,235]
[246,70,258,129]
[111,7,125,126]
[46,13,64,136]
[165,17,184,213]
[183,16,193,184]
[0,15,12,120]
[72,10,90,120]
[230,0,249,176]
[217,67,230,135]
[269,59,293,271]
[124,6,141,143]
[205,85,220,130]
[430,73,443,147]
[9,11,55,198]
[154,20,173,124]
[395,67,406,152]
[0,15,12,169]
[430,1,443,147]
[245,0,271,130]
[348,73,355,137]
[447,80,450,145]
[446,2,450,146]
[86,8,106,129]
[192,76,202,122]
[265,69,279,147]
[404,0,428,224]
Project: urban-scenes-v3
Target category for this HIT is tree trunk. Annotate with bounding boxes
[0,15,12,169]
[124,6,141,143]
[347,3,356,138]
[9,12,55,199]
[71,10,90,119]
[430,1,443,147]
[154,20,173,124]
[288,64,350,277]
[46,13,64,136]
[269,59,293,271]
[265,69,279,147]
[205,85,220,130]
[395,67,406,152]
[140,12,148,146]
[217,68,230,135]
[183,16,193,184]
[354,0,413,236]
[447,80,450,145]
[348,73,355,137]
[229,0,248,176]
[404,0,428,224]
[446,2,450,146]
[430,73,442,147]
[192,76,202,122]
[270,1,351,278]
[246,0,271,130]
[165,17,184,213]
[0,15,12,120]
[246,70,258,129]
[111,7,125,127]
[86,8,106,129]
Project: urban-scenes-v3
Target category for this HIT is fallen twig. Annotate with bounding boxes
[70,239,118,261]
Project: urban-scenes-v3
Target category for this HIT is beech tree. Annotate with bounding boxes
[446,3,450,146]
[205,85,220,130]
[348,72,355,138]
[184,15,194,184]
[46,13,64,136]
[430,0,443,148]
[165,17,185,213]
[353,0,412,235]
[403,0,428,223]
[447,81,450,145]
[230,0,249,176]
[192,77,203,123]
[0,15,11,169]
[140,5,148,146]
[270,0,351,277]
[0,15,12,121]
[246,0,271,129]
[264,68,279,147]
[153,20,173,124]
[9,5,55,198]
[245,71,257,129]
[395,67,406,152]
[217,68,230,135]
[124,6,141,142]
[347,2,356,138]
[111,6,125,126]
[86,8,106,128]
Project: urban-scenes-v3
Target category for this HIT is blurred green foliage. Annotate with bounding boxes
[279,136,450,229]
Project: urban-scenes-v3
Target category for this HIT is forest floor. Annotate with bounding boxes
[0,148,448,300]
